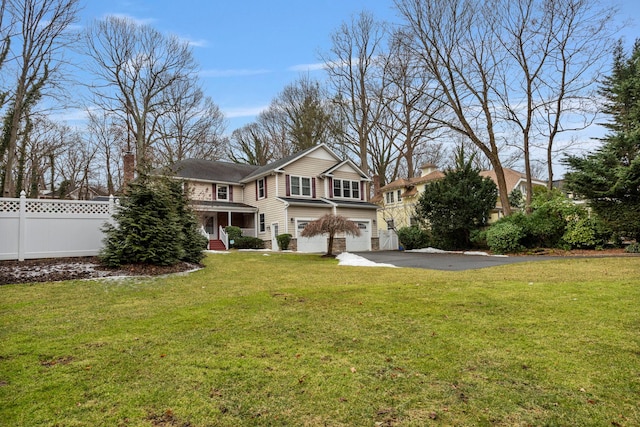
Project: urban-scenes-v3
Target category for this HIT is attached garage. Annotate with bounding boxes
[295,219,328,253]
[345,220,371,252]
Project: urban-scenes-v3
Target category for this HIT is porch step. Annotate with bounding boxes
[209,239,226,251]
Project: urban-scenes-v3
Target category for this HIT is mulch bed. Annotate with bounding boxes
[0,257,201,285]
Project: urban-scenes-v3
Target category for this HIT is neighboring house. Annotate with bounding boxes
[162,144,379,252]
[479,168,547,222]
[374,165,547,231]
[372,163,444,231]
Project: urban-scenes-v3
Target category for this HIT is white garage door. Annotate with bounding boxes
[296,220,328,253]
[346,220,371,252]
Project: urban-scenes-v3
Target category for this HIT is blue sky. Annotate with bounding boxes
[76,0,400,133]
[75,0,640,136]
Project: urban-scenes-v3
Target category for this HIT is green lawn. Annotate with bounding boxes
[1,252,639,426]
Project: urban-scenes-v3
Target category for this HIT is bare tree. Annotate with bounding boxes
[384,28,445,180]
[87,110,125,195]
[395,0,515,215]
[1,0,79,197]
[300,214,360,257]
[492,0,615,207]
[84,16,198,173]
[322,11,388,184]
[270,75,338,152]
[227,123,273,166]
[155,80,227,165]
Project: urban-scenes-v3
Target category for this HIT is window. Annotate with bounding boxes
[352,181,360,199]
[259,213,265,232]
[290,176,311,197]
[257,178,266,199]
[385,191,395,204]
[333,179,361,199]
[397,189,403,202]
[217,185,228,201]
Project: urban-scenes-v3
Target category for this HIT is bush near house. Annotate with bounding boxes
[396,226,430,250]
[276,233,292,250]
[485,189,614,253]
[225,226,265,249]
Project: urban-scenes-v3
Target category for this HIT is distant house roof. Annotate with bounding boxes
[162,159,260,184]
[378,170,445,194]
[479,168,546,192]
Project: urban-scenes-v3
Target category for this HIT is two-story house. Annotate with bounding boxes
[374,165,547,231]
[163,144,379,252]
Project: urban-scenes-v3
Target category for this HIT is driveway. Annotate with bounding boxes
[351,250,564,271]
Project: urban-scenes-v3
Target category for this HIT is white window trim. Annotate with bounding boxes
[333,179,361,200]
[217,184,229,201]
[258,178,266,199]
[290,175,312,197]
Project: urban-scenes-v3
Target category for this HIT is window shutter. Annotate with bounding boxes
[361,182,365,200]
[264,178,267,198]
[328,177,333,198]
[312,178,316,198]
[285,175,291,197]
[212,183,217,201]
[255,181,259,201]
[229,186,234,202]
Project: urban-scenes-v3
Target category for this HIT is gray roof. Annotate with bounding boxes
[163,159,260,183]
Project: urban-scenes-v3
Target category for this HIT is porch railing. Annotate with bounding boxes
[219,225,229,250]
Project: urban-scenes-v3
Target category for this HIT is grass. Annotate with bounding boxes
[1,252,639,426]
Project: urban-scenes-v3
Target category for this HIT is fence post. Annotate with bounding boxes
[18,190,26,261]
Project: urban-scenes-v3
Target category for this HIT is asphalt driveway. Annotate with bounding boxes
[351,250,565,271]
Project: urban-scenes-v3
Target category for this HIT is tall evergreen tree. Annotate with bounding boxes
[564,39,640,241]
[415,148,497,250]
[100,175,207,267]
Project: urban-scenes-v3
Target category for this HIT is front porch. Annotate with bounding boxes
[192,201,258,250]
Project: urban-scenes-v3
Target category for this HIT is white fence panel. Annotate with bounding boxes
[0,192,116,261]
[378,229,399,251]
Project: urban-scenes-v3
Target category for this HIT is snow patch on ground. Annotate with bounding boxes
[407,247,508,257]
[336,252,399,268]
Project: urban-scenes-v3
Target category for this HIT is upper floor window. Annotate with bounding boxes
[333,179,360,199]
[385,191,395,204]
[257,178,266,199]
[291,176,311,197]
[397,189,402,202]
[217,185,228,201]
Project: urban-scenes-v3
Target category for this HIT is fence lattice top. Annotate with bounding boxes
[0,195,113,215]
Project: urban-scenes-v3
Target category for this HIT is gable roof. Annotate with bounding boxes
[479,168,546,192]
[241,144,343,182]
[161,159,260,184]
[378,170,445,193]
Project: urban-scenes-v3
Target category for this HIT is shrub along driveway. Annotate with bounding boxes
[351,250,565,271]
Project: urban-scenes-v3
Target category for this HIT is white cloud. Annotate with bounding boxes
[288,62,329,72]
[103,13,156,26]
[200,68,271,78]
[223,105,269,118]
[178,36,208,48]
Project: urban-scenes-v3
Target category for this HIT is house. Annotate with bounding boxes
[162,144,380,252]
[375,165,546,231]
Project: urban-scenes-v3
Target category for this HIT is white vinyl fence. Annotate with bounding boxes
[0,191,117,261]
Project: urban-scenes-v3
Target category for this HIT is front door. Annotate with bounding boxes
[205,216,216,239]
[271,223,279,250]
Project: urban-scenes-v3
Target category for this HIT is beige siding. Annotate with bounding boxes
[187,181,213,201]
